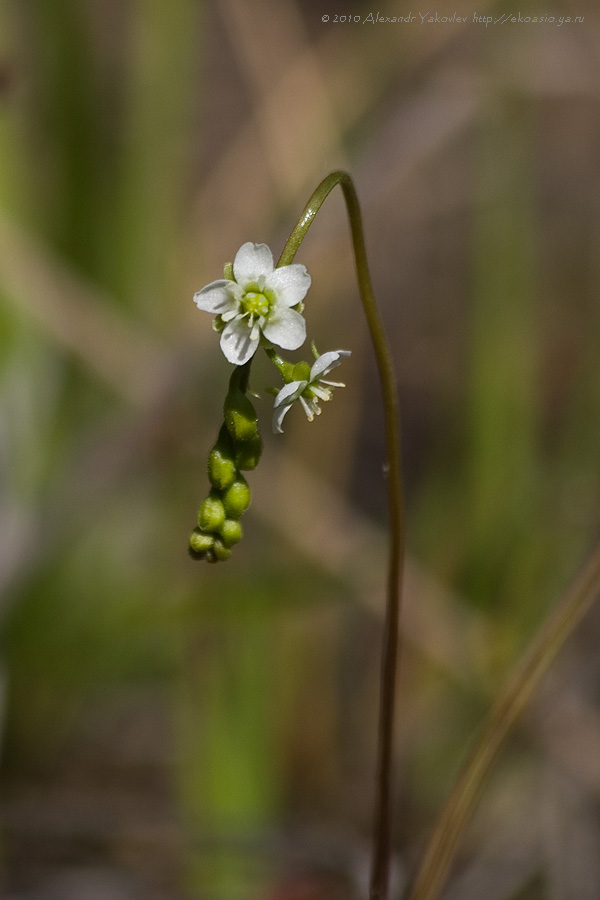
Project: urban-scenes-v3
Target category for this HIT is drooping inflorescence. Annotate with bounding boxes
[190,241,350,562]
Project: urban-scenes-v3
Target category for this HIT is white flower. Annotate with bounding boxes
[272,350,351,433]
[193,242,310,366]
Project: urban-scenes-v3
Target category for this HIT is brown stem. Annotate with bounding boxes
[408,537,600,900]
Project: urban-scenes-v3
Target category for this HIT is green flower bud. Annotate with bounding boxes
[189,529,215,553]
[208,445,237,490]
[222,476,251,518]
[220,518,243,546]
[212,538,232,561]
[224,390,258,443]
[189,529,214,556]
[234,432,262,470]
[198,492,226,532]
[189,546,206,561]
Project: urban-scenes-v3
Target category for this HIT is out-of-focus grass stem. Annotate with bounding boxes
[108,0,199,317]
[408,536,600,900]
[467,97,538,620]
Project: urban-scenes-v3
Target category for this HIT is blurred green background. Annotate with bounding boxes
[1,1,600,898]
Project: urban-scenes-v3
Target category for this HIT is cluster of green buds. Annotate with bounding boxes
[189,367,262,563]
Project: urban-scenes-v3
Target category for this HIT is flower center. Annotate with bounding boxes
[242,291,271,317]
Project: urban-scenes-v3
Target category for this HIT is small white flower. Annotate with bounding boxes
[272,350,351,433]
[193,242,310,366]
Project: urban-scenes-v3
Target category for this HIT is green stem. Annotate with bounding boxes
[230,359,252,394]
[264,346,295,381]
[280,171,405,900]
[408,537,600,900]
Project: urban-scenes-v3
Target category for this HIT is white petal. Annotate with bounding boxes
[262,307,306,351]
[272,403,293,434]
[310,349,351,381]
[220,317,260,365]
[193,280,238,314]
[272,380,306,434]
[267,265,311,307]
[273,380,306,408]
[233,242,274,285]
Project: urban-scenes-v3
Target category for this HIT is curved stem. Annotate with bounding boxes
[408,536,600,900]
[279,171,405,900]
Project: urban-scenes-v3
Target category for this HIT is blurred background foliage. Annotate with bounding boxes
[1,0,600,898]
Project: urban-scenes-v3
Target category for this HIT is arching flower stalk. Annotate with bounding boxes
[189,172,404,900]
[190,172,600,900]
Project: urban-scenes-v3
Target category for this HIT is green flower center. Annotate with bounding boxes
[242,290,272,317]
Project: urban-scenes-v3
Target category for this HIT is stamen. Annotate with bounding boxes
[299,396,315,422]
[310,385,332,402]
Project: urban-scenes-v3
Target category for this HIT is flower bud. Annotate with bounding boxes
[198,492,226,532]
[189,528,214,556]
[222,477,251,518]
[220,518,243,547]
[212,537,232,561]
[234,432,262,471]
[208,445,237,490]
[224,390,258,443]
